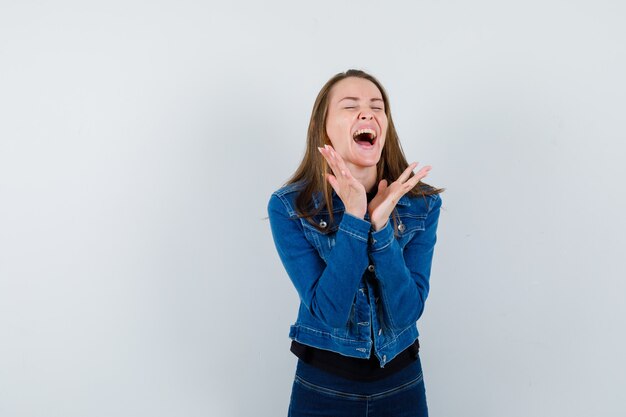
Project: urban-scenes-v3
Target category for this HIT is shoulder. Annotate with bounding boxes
[271,181,305,199]
[402,191,442,215]
[267,181,306,218]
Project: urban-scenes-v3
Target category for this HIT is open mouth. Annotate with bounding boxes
[352,128,377,146]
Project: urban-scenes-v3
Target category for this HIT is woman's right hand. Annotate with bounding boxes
[318,144,367,219]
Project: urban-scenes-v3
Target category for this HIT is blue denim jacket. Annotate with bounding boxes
[267,181,442,368]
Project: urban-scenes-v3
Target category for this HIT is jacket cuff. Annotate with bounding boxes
[369,220,395,252]
[338,212,371,243]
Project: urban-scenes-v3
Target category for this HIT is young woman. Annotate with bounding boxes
[267,69,443,417]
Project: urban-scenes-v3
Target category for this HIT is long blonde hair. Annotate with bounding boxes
[286,69,443,231]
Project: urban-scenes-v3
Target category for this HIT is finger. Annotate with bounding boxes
[318,145,333,162]
[324,144,340,164]
[413,165,431,180]
[321,146,350,180]
[377,179,388,193]
[324,144,338,163]
[323,145,348,179]
[322,145,358,186]
[319,146,340,177]
[326,173,340,194]
[406,166,431,188]
[325,145,352,178]
[397,162,419,183]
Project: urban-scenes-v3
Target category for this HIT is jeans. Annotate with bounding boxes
[288,356,428,417]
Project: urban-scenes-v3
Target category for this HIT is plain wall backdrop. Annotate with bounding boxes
[1,1,625,416]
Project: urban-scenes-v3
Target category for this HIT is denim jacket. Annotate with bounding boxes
[267,181,442,368]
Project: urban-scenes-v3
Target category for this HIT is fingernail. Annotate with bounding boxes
[318,147,323,153]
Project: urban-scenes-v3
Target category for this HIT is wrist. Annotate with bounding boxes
[345,207,366,219]
[371,219,389,231]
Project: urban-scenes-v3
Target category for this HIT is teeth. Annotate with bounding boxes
[352,128,377,139]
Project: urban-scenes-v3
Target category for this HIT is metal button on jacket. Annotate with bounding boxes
[367,264,375,273]
[398,223,406,232]
[319,220,327,228]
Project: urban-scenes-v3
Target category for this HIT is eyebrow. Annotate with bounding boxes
[338,96,384,103]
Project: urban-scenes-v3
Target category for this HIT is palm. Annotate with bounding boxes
[368,186,395,221]
[367,163,432,231]
[318,145,368,218]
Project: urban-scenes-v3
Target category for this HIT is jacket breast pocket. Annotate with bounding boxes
[394,213,426,249]
[301,212,342,262]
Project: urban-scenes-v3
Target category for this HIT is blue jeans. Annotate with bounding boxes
[288,356,428,417]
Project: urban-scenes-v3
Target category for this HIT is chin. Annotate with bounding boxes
[352,158,381,168]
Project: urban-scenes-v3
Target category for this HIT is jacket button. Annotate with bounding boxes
[398,223,406,233]
[319,220,327,228]
[367,264,375,273]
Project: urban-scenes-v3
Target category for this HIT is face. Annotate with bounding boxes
[325,77,388,170]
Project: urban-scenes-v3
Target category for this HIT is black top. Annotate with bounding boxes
[290,339,419,381]
[289,186,420,381]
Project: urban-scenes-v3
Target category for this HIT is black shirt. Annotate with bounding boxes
[290,339,420,381]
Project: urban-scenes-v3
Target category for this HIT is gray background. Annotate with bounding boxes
[1,1,625,416]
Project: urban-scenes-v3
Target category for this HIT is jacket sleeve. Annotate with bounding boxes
[368,193,442,331]
[267,193,370,328]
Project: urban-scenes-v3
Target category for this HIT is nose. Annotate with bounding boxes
[359,111,374,120]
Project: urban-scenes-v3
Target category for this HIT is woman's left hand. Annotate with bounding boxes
[368,162,432,231]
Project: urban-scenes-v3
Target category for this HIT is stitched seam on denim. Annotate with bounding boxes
[398,213,427,220]
[397,195,411,206]
[379,326,414,350]
[293,373,423,401]
[369,372,423,400]
[274,182,305,196]
[426,193,440,214]
[370,237,394,252]
[369,224,392,252]
[401,229,423,237]
[295,324,370,344]
[294,375,367,400]
[315,207,344,215]
[302,222,339,236]
[378,280,397,329]
[338,226,368,242]
[275,193,297,217]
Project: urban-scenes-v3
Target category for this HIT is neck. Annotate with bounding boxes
[346,162,377,193]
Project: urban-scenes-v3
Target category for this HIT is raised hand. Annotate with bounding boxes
[368,162,432,231]
[318,144,367,219]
